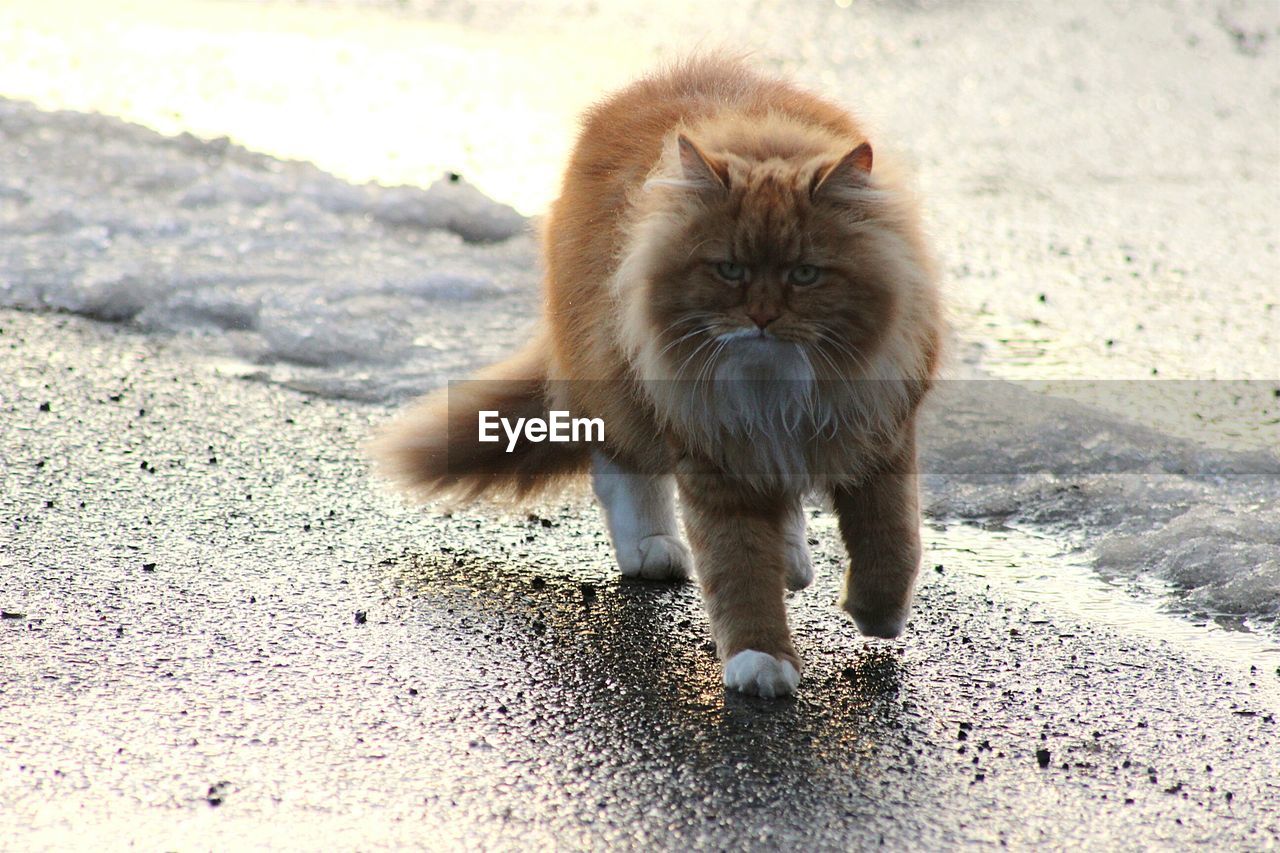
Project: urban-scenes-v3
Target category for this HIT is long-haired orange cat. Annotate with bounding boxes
[374,57,943,697]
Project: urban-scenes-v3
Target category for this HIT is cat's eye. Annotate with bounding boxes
[714,261,746,282]
[788,265,822,286]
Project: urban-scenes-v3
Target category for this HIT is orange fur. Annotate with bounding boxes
[369,335,591,503]
[373,57,945,696]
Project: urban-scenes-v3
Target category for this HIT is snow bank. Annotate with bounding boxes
[0,98,534,400]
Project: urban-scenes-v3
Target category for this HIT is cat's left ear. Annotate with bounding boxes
[810,142,873,200]
[677,134,731,192]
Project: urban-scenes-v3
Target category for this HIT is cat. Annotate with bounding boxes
[372,57,943,698]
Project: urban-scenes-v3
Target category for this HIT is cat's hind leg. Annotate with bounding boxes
[591,451,691,581]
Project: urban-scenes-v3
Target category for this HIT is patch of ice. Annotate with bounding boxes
[1095,507,1280,621]
[370,177,526,243]
[257,294,415,367]
[387,273,507,302]
[138,287,261,332]
[42,263,157,322]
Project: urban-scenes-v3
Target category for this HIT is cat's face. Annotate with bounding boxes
[638,137,917,385]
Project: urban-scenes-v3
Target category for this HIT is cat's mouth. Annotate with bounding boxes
[715,327,776,343]
[707,329,814,385]
[715,328,813,352]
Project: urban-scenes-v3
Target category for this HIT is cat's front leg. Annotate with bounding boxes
[831,427,922,638]
[678,469,800,697]
[591,450,692,581]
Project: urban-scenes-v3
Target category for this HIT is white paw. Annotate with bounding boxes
[723,650,801,698]
[784,536,814,591]
[616,534,692,581]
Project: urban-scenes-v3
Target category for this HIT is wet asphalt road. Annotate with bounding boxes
[2,310,1277,849]
[2,0,1279,847]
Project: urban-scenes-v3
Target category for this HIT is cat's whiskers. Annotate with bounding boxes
[813,330,906,441]
[806,340,857,439]
[672,334,721,383]
[793,345,819,431]
[807,338,844,381]
[695,338,730,391]
[814,328,876,379]
[656,323,714,360]
[654,313,715,375]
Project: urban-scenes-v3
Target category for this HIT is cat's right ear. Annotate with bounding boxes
[677,134,731,192]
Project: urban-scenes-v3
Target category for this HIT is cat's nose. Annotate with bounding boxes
[747,307,780,329]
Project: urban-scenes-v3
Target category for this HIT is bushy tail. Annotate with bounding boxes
[369,336,591,504]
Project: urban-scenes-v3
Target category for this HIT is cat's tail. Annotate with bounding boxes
[369,335,591,505]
